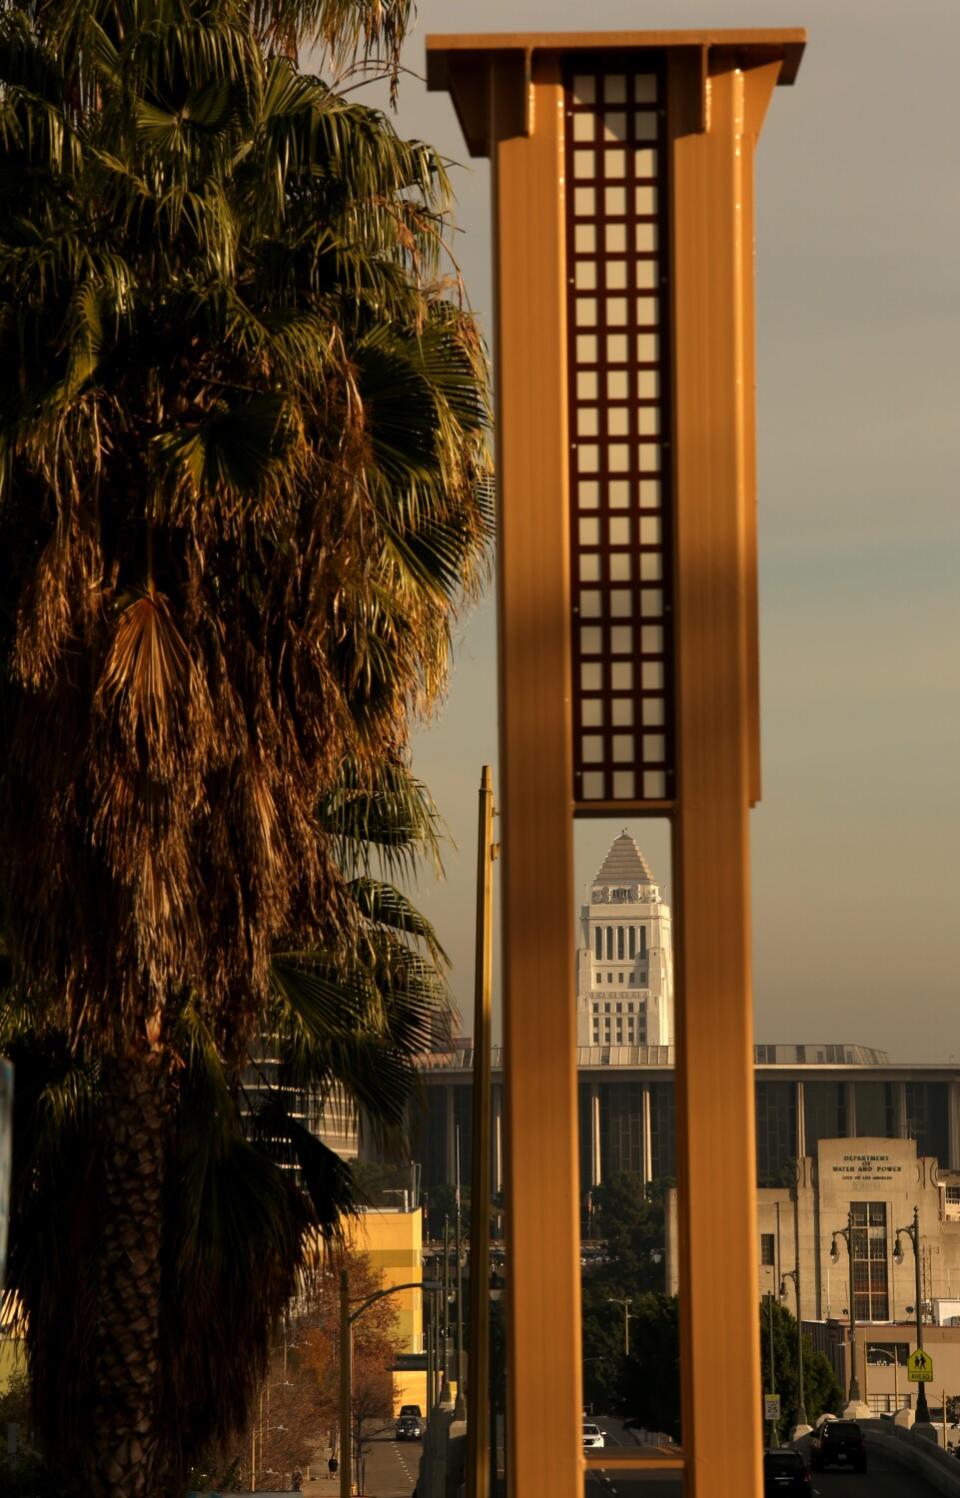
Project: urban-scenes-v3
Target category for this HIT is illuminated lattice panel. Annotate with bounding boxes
[565,63,674,806]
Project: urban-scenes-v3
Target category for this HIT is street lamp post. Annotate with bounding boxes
[780,1269,809,1429]
[607,1297,632,1358]
[339,1273,442,1498]
[830,1212,862,1404]
[894,1205,931,1424]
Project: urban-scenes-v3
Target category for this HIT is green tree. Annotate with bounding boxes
[615,1294,682,1441]
[585,1175,670,1298]
[760,1297,842,1438]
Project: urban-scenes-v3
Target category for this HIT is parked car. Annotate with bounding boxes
[582,1423,606,1450]
[764,1449,811,1493]
[396,1405,423,1441]
[810,1419,867,1473]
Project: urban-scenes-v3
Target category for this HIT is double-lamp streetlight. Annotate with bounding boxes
[894,1205,931,1424]
[829,1213,861,1404]
[779,1268,808,1429]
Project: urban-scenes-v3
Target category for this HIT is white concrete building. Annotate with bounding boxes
[575,831,674,1048]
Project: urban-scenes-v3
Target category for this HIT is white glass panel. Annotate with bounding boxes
[640,552,662,581]
[582,770,605,798]
[608,408,629,437]
[573,112,595,142]
[580,627,602,655]
[604,112,627,141]
[613,734,634,762]
[581,663,602,691]
[582,699,604,727]
[575,224,597,253]
[612,699,634,726]
[611,589,632,618]
[605,223,627,254]
[637,371,659,400]
[577,370,599,400]
[641,626,663,653]
[636,261,657,290]
[579,588,601,617]
[611,662,633,690]
[573,75,596,105]
[635,147,656,177]
[643,770,666,798]
[613,770,636,798]
[576,297,597,326]
[577,334,598,362]
[639,481,662,509]
[611,626,633,653]
[637,333,660,361]
[636,186,657,215]
[575,261,597,290]
[634,74,657,103]
[604,149,626,178]
[643,697,665,726]
[639,515,661,545]
[606,261,627,290]
[577,444,599,473]
[578,517,600,546]
[638,408,660,437]
[607,298,628,326]
[609,516,630,545]
[579,479,599,508]
[607,370,629,399]
[642,661,664,690]
[637,296,659,326]
[636,223,658,253]
[574,149,594,179]
[607,333,628,362]
[609,445,629,474]
[608,480,629,509]
[638,444,660,472]
[643,734,666,761]
[610,553,631,581]
[574,187,596,215]
[641,589,663,618]
[580,553,600,581]
[578,408,598,436]
[606,75,627,103]
[635,112,658,141]
[604,186,626,215]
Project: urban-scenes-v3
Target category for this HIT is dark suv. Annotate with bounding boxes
[395,1405,423,1441]
[764,1449,811,1493]
[811,1419,867,1473]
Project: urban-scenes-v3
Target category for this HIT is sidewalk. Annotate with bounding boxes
[307,1429,418,1497]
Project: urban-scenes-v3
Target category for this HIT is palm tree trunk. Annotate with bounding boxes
[83,1048,172,1497]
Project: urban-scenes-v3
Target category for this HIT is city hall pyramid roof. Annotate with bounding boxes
[593,830,653,885]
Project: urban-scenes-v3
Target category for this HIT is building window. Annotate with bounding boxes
[618,972,624,984]
[604,1002,611,1014]
[755,1082,797,1186]
[606,927,613,959]
[595,927,602,959]
[617,927,625,959]
[639,926,647,956]
[616,1003,622,1013]
[607,972,613,983]
[851,1201,889,1322]
[866,1342,908,1367]
[760,1233,775,1267]
[628,927,636,959]
[592,1023,600,1042]
[946,1186,960,1205]
[906,1082,950,1166]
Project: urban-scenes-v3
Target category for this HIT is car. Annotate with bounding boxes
[810,1418,867,1473]
[395,1405,423,1441]
[764,1449,811,1493]
[582,1423,606,1450]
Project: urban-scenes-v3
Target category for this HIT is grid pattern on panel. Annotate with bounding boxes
[564,62,674,805]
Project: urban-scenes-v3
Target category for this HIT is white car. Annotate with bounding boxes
[582,1423,606,1450]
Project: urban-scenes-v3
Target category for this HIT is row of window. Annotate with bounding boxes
[594,970,646,986]
[594,924,649,959]
[592,999,644,1014]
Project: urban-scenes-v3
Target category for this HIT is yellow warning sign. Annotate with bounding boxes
[907,1348,933,1382]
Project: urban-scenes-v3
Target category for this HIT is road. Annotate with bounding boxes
[584,1419,944,1496]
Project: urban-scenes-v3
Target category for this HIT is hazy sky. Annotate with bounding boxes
[320,1,960,1060]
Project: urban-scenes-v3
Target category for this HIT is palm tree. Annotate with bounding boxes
[0,0,491,1489]
[3,759,456,1492]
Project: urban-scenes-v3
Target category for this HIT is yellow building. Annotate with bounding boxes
[346,1206,427,1414]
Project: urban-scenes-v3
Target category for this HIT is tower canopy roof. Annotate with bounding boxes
[594,831,653,886]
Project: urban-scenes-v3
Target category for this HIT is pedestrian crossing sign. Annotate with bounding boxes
[907,1348,933,1382]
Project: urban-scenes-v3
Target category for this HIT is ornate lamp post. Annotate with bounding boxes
[894,1206,931,1424]
[780,1269,809,1428]
[830,1213,862,1404]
